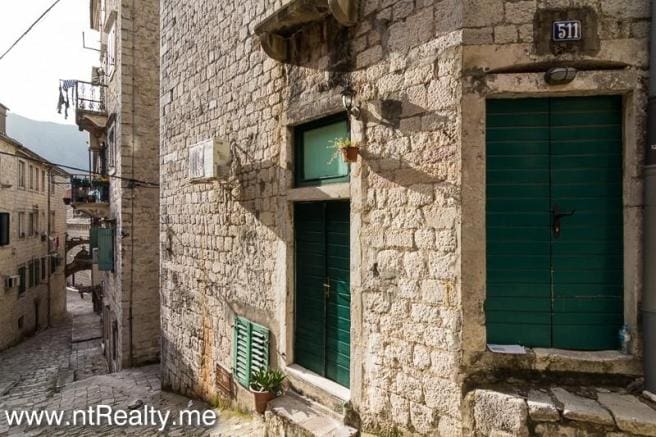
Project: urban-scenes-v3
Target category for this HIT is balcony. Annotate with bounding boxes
[59,79,108,137]
[63,175,110,219]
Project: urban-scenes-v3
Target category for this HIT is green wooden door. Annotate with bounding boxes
[486,96,623,350]
[295,201,351,387]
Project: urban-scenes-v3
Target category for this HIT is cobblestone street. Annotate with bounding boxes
[0,290,262,436]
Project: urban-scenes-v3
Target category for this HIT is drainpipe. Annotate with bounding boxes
[643,0,656,395]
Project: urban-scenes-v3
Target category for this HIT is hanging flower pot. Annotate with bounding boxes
[340,146,359,163]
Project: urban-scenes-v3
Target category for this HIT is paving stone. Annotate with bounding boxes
[551,388,614,426]
[528,390,560,422]
[471,390,529,436]
[598,393,656,436]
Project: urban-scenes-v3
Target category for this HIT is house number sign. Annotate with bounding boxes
[552,20,582,42]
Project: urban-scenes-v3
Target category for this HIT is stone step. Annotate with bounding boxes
[265,391,358,437]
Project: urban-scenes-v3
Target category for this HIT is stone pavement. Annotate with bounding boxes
[0,289,263,436]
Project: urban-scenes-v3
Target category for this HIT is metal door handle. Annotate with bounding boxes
[552,204,575,239]
[323,277,330,299]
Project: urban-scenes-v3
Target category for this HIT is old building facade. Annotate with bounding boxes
[65,0,160,372]
[159,0,651,434]
[0,104,68,352]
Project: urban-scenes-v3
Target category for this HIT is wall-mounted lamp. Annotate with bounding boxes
[341,86,361,119]
[545,67,578,85]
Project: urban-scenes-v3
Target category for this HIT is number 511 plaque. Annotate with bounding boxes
[552,20,582,42]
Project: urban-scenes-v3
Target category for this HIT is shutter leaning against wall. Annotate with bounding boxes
[233,317,252,388]
[250,322,270,374]
[97,228,114,271]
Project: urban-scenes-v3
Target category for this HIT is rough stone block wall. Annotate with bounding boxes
[0,136,68,351]
[97,0,160,370]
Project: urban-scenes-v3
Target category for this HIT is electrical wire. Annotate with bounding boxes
[0,149,159,187]
[0,0,63,63]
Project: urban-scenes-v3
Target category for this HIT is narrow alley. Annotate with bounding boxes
[0,290,261,436]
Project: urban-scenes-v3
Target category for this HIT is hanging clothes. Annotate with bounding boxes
[57,80,76,119]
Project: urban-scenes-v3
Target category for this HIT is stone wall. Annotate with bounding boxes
[0,135,68,352]
[159,0,650,434]
[95,0,160,370]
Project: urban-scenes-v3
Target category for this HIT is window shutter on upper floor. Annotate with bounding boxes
[97,228,114,271]
[0,213,9,246]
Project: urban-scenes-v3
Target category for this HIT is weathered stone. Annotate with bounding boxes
[551,388,614,426]
[598,393,656,436]
[471,390,528,436]
[528,390,560,422]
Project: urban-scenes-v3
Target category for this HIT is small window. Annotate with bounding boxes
[34,261,40,286]
[0,212,9,246]
[18,212,25,238]
[18,266,26,294]
[41,257,46,280]
[28,213,34,236]
[35,169,39,192]
[41,169,46,192]
[18,161,25,189]
[106,22,117,76]
[28,261,34,288]
[17,316,24,330]
[295,114,350,187]
[107,122,116,171]
[29,165,34,190]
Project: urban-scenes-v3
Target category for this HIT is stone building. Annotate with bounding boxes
[65,206,93,288]
[64,0,160,372]
[159,0,652,434]
[0,103,68,352]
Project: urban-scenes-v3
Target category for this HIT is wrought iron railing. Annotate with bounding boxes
[75,80,106,113]
[58,80,106,116]
[68,174,110,204]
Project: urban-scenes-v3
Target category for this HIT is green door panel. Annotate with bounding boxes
[486,96,623,350]
[295,201,350,387]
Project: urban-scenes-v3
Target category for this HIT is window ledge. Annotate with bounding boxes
[467,348,642,377]
[285,364,350,402]
[288,183,350,201]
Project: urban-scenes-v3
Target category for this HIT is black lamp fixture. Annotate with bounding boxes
[341,86,361,119]
[545,67,578,85]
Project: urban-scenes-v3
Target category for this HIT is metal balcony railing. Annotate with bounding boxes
[74,80,106,113]
[66,175,110,204]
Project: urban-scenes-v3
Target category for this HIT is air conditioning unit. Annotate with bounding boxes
[188,137,231,181]
[4,275,20,289]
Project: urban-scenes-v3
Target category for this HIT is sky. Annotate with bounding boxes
[0,0,98,124]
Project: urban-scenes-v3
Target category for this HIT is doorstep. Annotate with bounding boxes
[285,364,350,415]
[465,383,656,436]
[265,391,358,437]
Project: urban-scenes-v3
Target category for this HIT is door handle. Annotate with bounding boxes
[552,204,575,239]
[323,277,330,299]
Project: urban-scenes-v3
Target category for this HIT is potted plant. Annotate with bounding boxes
[249,367,286,414]
[332,137,359,163]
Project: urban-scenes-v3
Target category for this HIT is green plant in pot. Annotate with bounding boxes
[249,367,285,414]
[332,137,359,163]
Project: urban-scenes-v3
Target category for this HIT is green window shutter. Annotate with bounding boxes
[251,322,270,374]
[97,228,114,271]
[233,316,252,388]
[90,226,99,250]
[18,267,25,294]
[0,213,9,246]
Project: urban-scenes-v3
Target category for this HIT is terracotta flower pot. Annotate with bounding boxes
[340,146,359,163]
[251,389,275,414]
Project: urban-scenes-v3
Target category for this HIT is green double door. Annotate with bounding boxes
[486,96,623,350]
[294,201,351,387]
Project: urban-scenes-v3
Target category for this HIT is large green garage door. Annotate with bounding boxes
[486,96,623,350]
[295,201,351,387]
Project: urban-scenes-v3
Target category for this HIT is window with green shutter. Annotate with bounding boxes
[18,266,26,295]
[232,316,269,388]
[97,228,114,271]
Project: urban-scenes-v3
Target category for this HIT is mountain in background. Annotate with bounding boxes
[6,113,89,172]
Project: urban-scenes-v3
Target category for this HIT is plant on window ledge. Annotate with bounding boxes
[331,137,359,163]
[249,367,286,414]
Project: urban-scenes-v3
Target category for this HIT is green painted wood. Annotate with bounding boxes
[96,228,114,271]
[294,201,350,388]
[233,316,252,388]
[90,226,99,250]
[485,96,623,350]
